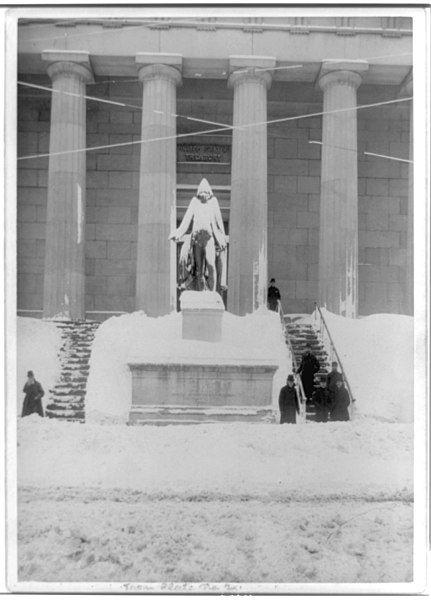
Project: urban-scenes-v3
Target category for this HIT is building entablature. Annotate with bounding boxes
[18,19,411,87]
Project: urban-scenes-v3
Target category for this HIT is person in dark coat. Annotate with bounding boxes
[330,379,351,422]
[311,375,331,423]
[267,278,281,312]
[297,343,320,400]
[326,361,343,402]
[278,374,300,424]
[21,370,44,418]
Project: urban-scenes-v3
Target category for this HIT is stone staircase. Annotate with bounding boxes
[284,319,330,422]
[45,320,101,422]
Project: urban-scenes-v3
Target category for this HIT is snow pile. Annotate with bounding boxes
[18,416,412,500]
[315,310,414,423]
[85,308,289,423]
[16,317,62,415]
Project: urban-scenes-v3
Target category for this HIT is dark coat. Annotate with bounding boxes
[327,370,343,398]
[298,352,320,399]
[279,384,300,424]
[311,386,331,423]
[22,380,44,418]
[331,385,350,421]
[267,286,281,311]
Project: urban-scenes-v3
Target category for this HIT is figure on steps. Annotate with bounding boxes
[297,342,320,401]
[170,178,227,293]
[330,378,351,422]
[311,375,331,423]
[267,278,281,312]
[326,361,343,403]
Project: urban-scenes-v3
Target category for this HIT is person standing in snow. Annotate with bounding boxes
[170,178,227,293]
[326,361,343,402]
[278,374,300,424]
[21,370,44,418]
[330,379,350,422]
[311,375,331,423]
[297,343,320,400]
[267,278,281,312]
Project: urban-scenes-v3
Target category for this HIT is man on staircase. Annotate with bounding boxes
[297,343,320,401]
[311,375,332,423]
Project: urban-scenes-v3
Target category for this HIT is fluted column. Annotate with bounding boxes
[135,53,182,316]
[42,51,93,320]
[317,61,368,318]
[404,78,413,315]
[227,56,275,315]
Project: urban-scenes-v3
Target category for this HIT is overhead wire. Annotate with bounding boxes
[308,140,411,163]
[17,96,413,161]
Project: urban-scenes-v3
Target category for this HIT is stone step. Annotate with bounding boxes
[46,410,85,421]
[46,402,84,411]
[50,388,86,397]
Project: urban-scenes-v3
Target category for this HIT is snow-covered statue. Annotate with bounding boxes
[169,178,227,293]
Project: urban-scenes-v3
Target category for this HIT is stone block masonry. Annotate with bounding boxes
[16,86,410,317]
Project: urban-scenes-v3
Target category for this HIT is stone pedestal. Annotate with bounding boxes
[128,360,278,424]
[42,51,93,319]
[180,291,224,342]
[227,56,275,316]
[317,61,368,318]
[135,53,182,317]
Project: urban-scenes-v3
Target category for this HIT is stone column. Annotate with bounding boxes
[317,61,368,318]
[403,78,413,315]
[227,56,275,315]
[42,51,93,320]
[135,53,182,317]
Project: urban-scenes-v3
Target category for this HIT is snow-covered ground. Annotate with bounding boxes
[14,310,418,590]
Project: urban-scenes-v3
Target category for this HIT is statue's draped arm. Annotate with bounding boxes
[212,196,226,236]
[171,197,197,240]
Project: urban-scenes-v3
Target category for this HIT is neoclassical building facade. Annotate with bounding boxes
[16,15,413,320]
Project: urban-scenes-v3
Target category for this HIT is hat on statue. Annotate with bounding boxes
[197,178,213,198]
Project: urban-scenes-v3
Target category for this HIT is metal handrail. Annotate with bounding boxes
[277,301,307,419]
[314,302,356,416]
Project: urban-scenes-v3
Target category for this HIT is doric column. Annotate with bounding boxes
[403,78,413,315]
[317,60,368,318]
[42,51,93,320]
[135,53,182,316]
[227,56,275,315]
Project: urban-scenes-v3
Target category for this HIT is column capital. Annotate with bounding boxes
[228,55,276,90]
[136,53,182,85]
[42,50,94,83]
[318,60,368,91]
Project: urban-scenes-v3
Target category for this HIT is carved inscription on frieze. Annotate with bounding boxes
[177,143,231,163]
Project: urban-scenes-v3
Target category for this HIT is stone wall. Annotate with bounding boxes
[17,81,410,317]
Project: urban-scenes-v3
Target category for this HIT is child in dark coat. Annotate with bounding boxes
[278,375,300,424]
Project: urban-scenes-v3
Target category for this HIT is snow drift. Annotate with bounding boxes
[314,310,414,423]
[16,309,414,423]
[85,308,290,423]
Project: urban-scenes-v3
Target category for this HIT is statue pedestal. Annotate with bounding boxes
[128,360,278,424]
[180,290,224,343]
